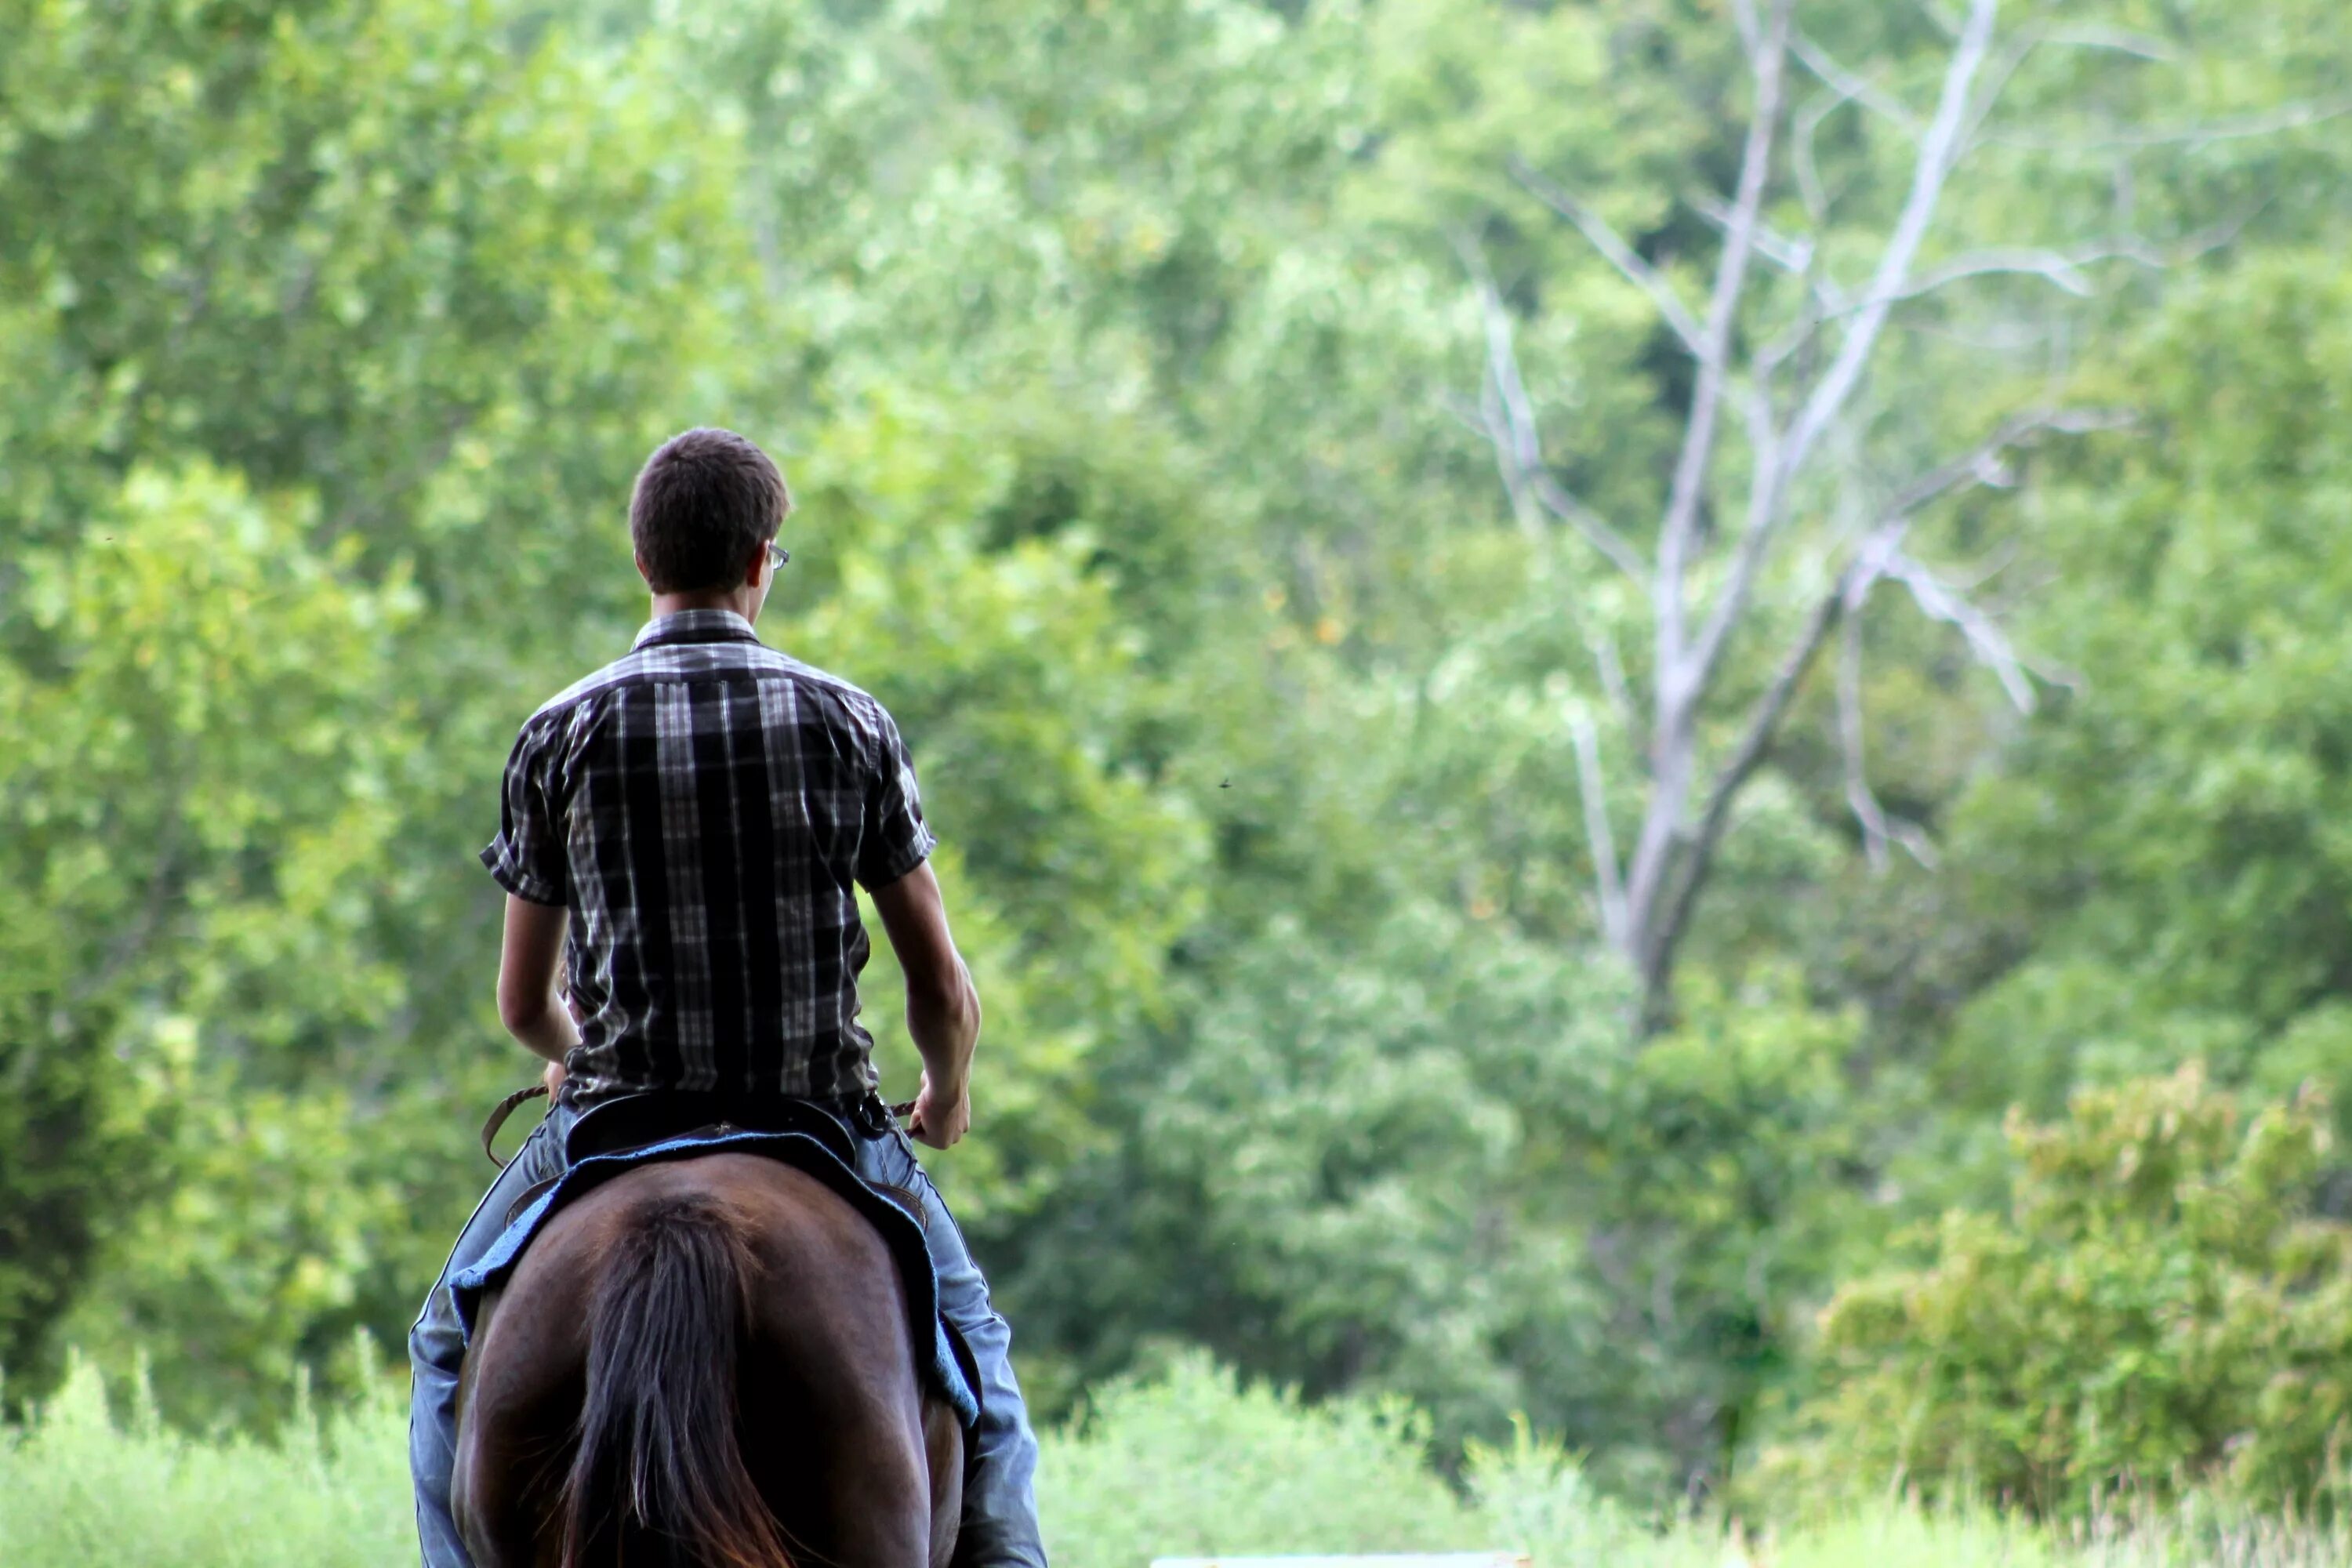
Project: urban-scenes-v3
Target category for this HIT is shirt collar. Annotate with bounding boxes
[632,608,763,652]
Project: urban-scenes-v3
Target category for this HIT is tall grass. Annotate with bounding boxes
[0,1354,412,1568]
[2,1352,2343,1567]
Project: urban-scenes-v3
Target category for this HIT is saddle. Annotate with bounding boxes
[569,1089,862,1161]
[489,1089,927,1233]
[454,1088,981,1427]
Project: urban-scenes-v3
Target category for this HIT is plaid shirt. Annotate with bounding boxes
[481,608,936,1104]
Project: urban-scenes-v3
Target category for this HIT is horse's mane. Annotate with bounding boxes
[557,1192,793,1568]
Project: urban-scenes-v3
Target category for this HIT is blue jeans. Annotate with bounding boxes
[407,1101,1046,1568]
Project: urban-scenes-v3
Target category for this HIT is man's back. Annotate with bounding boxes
[416,426,1036,1568]
[480,607,935,1103]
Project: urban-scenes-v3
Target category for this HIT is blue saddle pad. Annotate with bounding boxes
[448,1127,980,1428]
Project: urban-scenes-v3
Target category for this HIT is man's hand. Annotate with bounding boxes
[908,1069,971,1149]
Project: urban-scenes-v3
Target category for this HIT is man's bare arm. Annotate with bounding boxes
[869,860,981,1149]
[496,893,579,1090]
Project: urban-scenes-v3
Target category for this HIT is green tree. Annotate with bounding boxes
[1932,257,2352,1130]
[0,464,418,1415]
[0,0,772,1416]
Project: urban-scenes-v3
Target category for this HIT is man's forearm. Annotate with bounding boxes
[867,862,980,1144]
[906,958,980,1092]
[495,893,576,1067]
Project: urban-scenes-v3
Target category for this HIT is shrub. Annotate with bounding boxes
[1045,1355,1652,1568]
[1793,1065,2352,1515]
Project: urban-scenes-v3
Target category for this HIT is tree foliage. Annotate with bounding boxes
[4,0,2352,1515]
[1940,258,2352,1123]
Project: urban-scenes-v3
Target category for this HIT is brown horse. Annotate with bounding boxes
[451,1152,964,1568]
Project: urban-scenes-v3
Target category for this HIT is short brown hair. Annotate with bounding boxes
[629,427,791,593]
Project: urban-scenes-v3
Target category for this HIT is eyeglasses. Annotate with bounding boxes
[765,541,791,572]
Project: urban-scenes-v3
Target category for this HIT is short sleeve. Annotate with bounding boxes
[479,720,568,906]
[855,705,938,890]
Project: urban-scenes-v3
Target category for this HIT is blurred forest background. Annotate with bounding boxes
[7,0,2352,1529]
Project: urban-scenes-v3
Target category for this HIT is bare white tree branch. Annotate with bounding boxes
[1640,558,1862,1005]
[1638,394,2114,992]
[1793,87,1845,225]
[1569,706,1630,951]
[1482,0,2269,1020]
[1755,283,1831,384]
[1790,31,1920,136]
[1639,514,1918,995]
[1509,161,1707,357]
[1897,245,2105,299]
[1883,549,2038,712]
[1675,0,2001,739]
[1784,0,2001,478]
[1451,233,1548,543]
[1658,0,1795,644]
[1838,599,1940,871]
[1984,98,2352,155]
[1588,625,1637,732]
[1618,0,1796,969]
[2039,24,2179,64]
[1883,219,2255,304]
[1838,604,1889,867]
[1881,406,2132,517]
[1457,236,1652,583]
[1474,371,1544,541]
[1685,187,1817,276]
[1727,0,1761,63]
[1958,13,2052,153]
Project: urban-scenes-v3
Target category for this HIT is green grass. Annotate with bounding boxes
[2,1352,2344,1567]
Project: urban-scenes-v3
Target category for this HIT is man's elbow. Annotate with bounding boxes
[498,984,551,1039]
[909,963,980,1032]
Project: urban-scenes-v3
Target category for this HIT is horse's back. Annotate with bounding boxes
[455,1152,956,1568]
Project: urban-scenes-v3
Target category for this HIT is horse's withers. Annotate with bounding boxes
[452,1154,962,1568]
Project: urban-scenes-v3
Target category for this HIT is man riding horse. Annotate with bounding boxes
[407,427,1046,1568]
